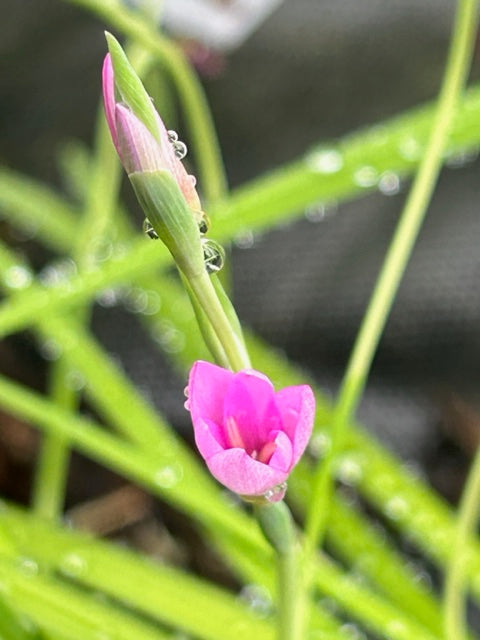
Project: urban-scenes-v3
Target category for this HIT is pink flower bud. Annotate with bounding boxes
[188,361,315,501]
[102,53,201,212]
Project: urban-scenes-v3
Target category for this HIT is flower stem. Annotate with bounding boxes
[444,444,480,640]
[255,502,301,640]
[188,271,251,371]
[302,0,479,621]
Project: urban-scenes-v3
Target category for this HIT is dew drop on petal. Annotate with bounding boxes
[167,130,178,142]
[173,141,188,159]
[264,482,287,502]
[306,148,344,174]
[188,174,197,187]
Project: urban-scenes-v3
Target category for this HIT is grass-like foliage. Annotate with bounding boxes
[0,1,479,639]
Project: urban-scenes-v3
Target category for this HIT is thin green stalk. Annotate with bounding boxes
[444,446,480,639]
[189,270,251,370]
[63,0,227,204]
[304,0,479,563]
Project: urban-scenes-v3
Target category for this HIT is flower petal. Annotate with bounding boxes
[267,430,293,473]
[189,360,234,427]
[102,54,120,154]
[192,417,227,460]
[115,105,165,174]
[206,448,288,496]
[275,385,315,464]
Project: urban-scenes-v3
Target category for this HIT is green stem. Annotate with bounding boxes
[189,271,251,371]
[63,0,227,204]
[444,446,480,640]
[255,502,301,640]
[32,359,75,520]
[304,0,478,557]
[301,0,479,629]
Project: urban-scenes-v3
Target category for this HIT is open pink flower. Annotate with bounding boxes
[188,361,315,501]
[102,53,201,212]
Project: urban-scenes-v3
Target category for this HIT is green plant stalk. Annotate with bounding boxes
[304,0,479,569]
[255,502,302,640]
[188,270,251,370]
[62,0,227,204]
[444,446,480,640]
[1,503,276,640]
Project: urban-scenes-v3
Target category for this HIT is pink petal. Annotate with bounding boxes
[206,448,288,496]
[275,385,315,464]
[154,112,201,211]
[267,430,293,473]
[102,54,120,154]
[189,361,234,427]
[192,417,227,460]
[115,105,165,174]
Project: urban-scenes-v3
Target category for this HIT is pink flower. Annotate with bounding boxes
[188,361,315,501]
[102,53,201,212]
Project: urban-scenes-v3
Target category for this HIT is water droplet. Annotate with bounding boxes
[305,203,327,223]
[96,287,123,308]
[378,171,401,195]
[234,230,255,249]
[239,584,273,617]
[386,619,407,638]
[263,482,287,502]
[398,136,422,161]
[90,239,114,264]
[308,432,331,458]
[39,259,77,288]
[3,265,33,290]
[60,552,88,577]
[353,166,379,188]
[188,174,197,187]
[173,141,187,159]
[184,399,190,411]
[39,338,63,361]
[385,496,409,521]
[202,238,225,273]
[142,218,159,240]
[152,320,186,353]
[445,147,479,168]
[154,463,183,488]
[65,370,86,391]
[336,454,364,486]
[306,148,344,174]
[18,557,39,576]
[167,130,178,142]
[124,287,149,314]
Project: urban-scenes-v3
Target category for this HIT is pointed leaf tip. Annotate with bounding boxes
[105,33,161,143]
